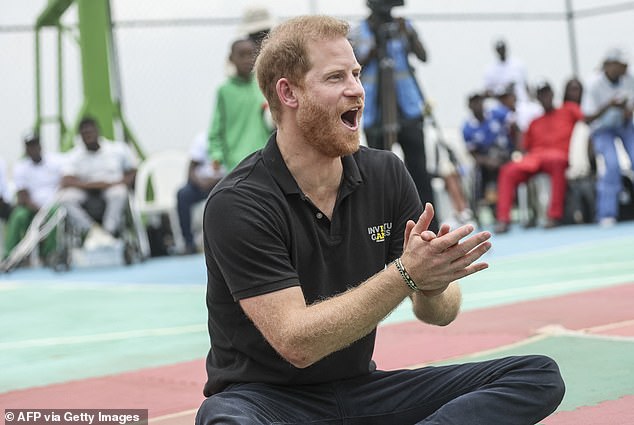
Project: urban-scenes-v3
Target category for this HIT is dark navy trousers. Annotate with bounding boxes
[196,355,565,425]
[176,182,210,248]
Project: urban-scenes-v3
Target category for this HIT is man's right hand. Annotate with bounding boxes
[400,203,491,294]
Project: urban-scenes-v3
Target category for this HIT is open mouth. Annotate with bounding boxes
[341,107,361,130]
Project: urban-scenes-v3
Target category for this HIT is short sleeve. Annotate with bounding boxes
[204,187,298,301]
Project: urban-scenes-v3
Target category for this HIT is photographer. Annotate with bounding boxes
[350,0,437,229]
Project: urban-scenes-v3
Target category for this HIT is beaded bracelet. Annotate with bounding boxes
[394,257,421,292]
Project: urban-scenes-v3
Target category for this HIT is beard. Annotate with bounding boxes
[296,93,361,158]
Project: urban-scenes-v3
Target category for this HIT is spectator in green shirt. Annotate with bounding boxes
[208,37,273,171]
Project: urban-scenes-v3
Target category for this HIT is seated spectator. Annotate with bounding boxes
[0,156,12,223]
[4,133,64,261]
[58,116,138,248]
[462,91,516,212]
[489,84,521,148]
[177,131,224,254]
[582,47,634,227]
[563,81,595,224]
[433,141,476,226]
[495,79,584,233]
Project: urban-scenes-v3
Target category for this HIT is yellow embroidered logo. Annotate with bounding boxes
[368,222,392,242]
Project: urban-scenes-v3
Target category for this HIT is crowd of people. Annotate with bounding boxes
[0,117,140,268]
[347,0,634,234]
[1,4,633,266]
[462,42,634,233]
[0,5,275,266]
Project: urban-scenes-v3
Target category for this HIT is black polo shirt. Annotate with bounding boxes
[202,134,423,396]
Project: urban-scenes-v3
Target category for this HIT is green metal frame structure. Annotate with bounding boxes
[34,0,145,158]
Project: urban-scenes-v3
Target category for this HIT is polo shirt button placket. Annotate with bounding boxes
[316,212,323,219]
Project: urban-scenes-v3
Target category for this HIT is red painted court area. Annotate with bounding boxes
[3,282,633,424]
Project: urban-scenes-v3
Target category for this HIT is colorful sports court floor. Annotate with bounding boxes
[1,221,633,424]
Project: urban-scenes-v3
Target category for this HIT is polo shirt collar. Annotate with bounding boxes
[262,132,363,197]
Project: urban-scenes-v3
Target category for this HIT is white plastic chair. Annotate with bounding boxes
[133,149,190,254]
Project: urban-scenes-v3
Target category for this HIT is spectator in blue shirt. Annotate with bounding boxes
[462,91,516,210]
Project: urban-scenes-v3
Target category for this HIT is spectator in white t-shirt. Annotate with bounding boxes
[484,39,542,133]
[3,133,64,259]
[484,39,529,103]
[58,116,138,247]
[177,131,225,254]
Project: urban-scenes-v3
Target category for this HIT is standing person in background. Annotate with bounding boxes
[582,47,634,227]
[350,0,437,230]
[3,134,64,261]
[208,37,272,172]
[483,39,542,133]
[223,4,275,77]
[176,131,224,255]
[196,14,564,425]
[494,79,585,233]
[484,39,529,104]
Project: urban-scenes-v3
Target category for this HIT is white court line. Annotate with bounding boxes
[585,319,634,334]
[466,273,634,302]
[406,333,552,369]
[535,323,634,342]
[0,324,207,350]
[489,233,634,261]
[406,322,634,370]
[149,409,198,424]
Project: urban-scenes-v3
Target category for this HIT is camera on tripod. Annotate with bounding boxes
[367,0,405,11]
[368,0,406,41]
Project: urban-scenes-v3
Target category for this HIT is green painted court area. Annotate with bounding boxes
[433,334,634,420]
[0,283,208,392]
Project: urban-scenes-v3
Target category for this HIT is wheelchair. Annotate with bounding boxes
[1,191,148,273]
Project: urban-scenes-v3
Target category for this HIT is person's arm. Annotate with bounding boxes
[397,18,426,62]
[520,125,533,154]
[350,19,377,67]
[239,203,491,368]
[584,97,627,124]
[402,211,485,326]
[61,174,108,190]
[121,142,139,188]
[122,168,136,188]
[407,221,462,326]
[464,140,500,170]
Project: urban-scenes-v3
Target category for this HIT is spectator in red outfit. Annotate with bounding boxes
[495,79,584,233]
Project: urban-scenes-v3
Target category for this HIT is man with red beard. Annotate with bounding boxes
[197,15,564,425]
